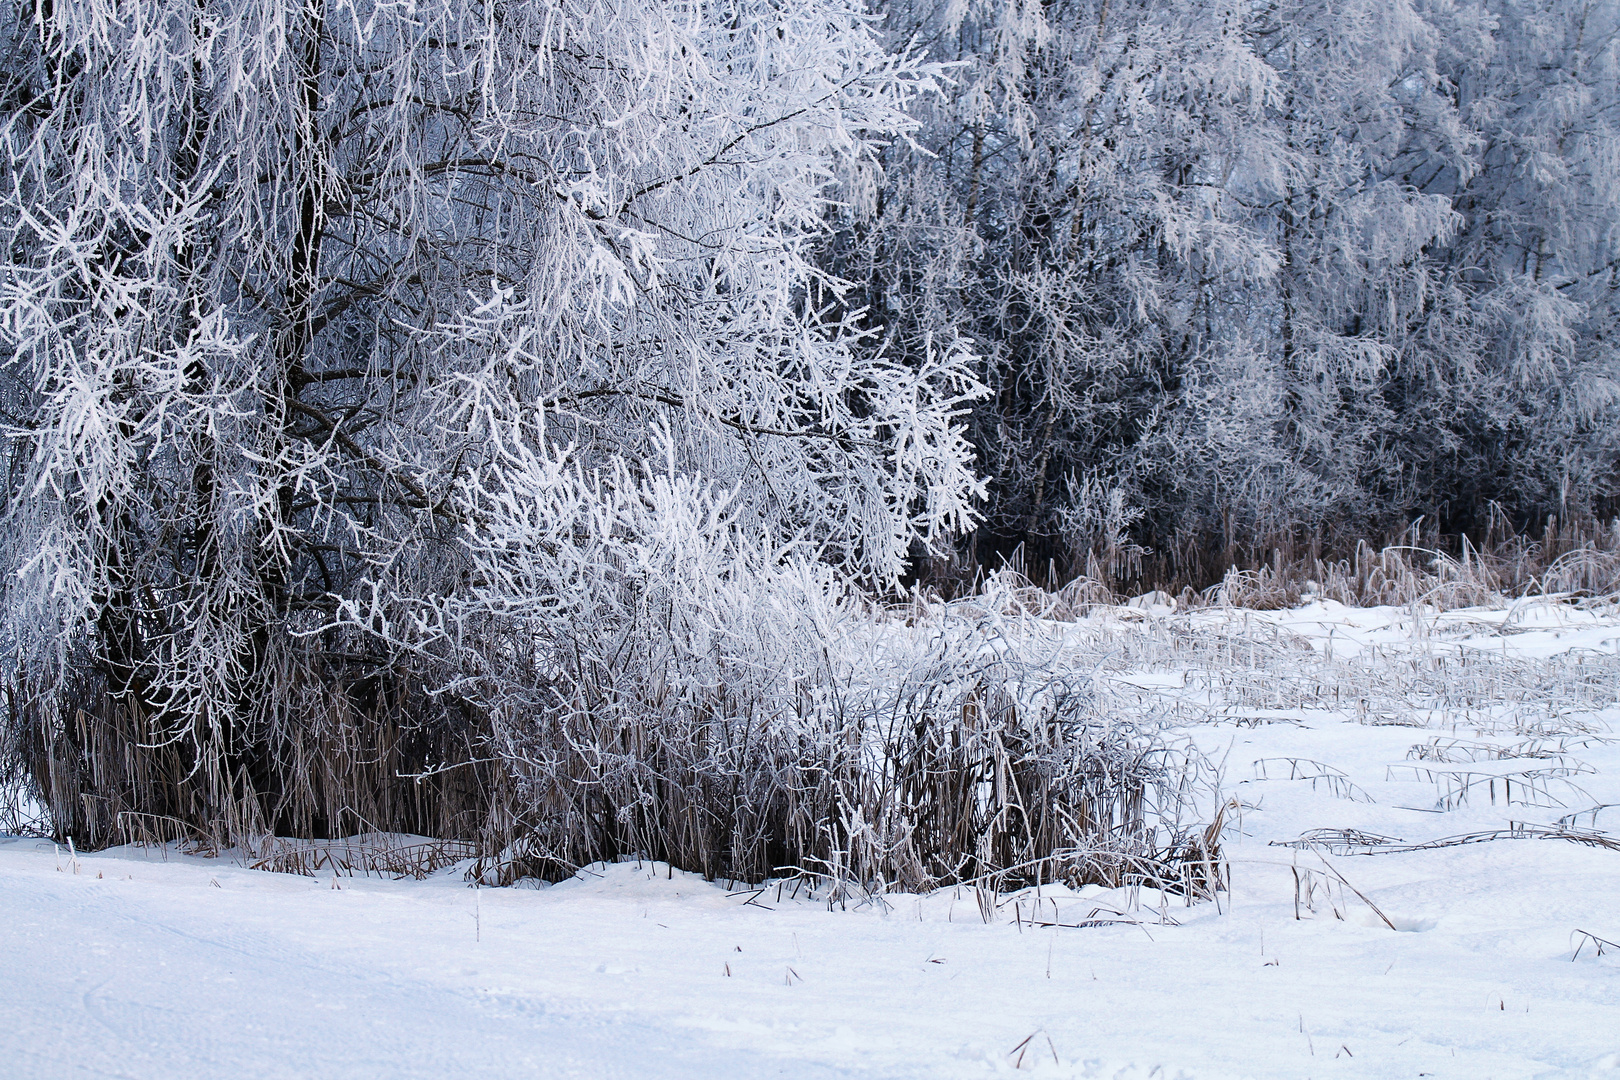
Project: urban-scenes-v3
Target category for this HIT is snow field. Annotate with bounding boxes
[4,598,1620,1079]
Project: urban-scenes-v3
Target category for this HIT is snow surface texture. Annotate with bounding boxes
[4,599,1620,1079]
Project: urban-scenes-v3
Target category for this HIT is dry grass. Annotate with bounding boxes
[956,514,1620,616]
[15,517,1618,900]
[247,834,480,880]
[1572,929,1618,960]
[1253,759,1375,803]
[1202,514,1620,612]
[2,585,1234,903]
[942,509,1620,610]
[469,646,1223,897]
[1273,824,1620,856]
[2,654,502,857]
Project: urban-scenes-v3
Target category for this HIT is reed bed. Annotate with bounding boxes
[10,523,1620,899]
[2,591,1225,901]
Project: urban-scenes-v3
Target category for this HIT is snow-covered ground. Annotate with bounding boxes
[4,599,1619,1079]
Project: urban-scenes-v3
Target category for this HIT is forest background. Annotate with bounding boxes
[840,0,1620,590]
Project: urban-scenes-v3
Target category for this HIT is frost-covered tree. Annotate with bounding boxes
[826,0,1287,577]
[0,0,983,845]
[835,0,1620,585]
[1397,0,1620,526]
[1157,0,1465,555]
